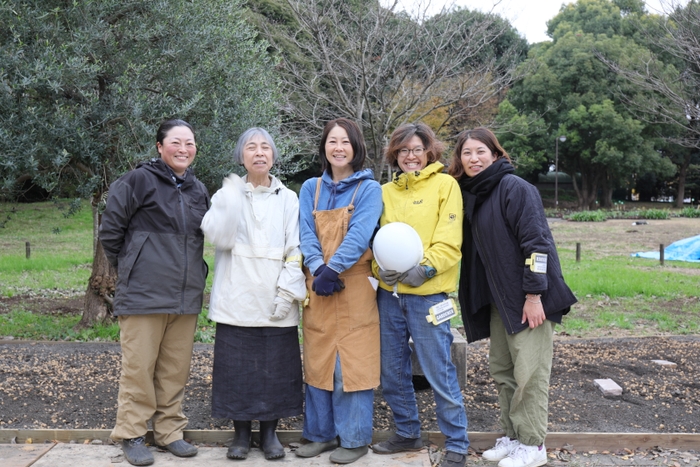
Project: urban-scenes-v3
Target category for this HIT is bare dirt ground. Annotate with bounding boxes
[0,323,698,436]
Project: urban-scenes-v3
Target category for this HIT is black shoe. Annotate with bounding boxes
[370,433,423,454]
[440,450,466,467]
[227,420,253,460]
[160,439,198,458]
[122,437,154,466]
[260,419,285,460]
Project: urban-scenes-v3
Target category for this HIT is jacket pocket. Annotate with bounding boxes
[118,231,150,286]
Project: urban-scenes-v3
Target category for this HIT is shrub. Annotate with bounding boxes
[680,206,700,218]
[567,211,608,222]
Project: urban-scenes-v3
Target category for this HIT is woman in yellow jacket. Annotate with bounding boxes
[370,123,469,467]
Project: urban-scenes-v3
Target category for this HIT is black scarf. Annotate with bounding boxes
[458,158,514,317]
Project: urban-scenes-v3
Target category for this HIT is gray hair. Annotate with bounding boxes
[233,127,278,165]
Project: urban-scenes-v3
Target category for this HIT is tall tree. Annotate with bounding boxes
[599,0,700,207]
[256,0,524,180]
[503,0,674,209]
[0,0,283,325]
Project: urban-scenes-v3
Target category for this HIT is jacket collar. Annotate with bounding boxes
[391,161,445,189]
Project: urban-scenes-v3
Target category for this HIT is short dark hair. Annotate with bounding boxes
[318,118,367,175]
[156,119,195,147]
[385,123,444,170]
[448,127,511,180]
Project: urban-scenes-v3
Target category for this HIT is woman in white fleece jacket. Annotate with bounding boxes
[200,127,306,462]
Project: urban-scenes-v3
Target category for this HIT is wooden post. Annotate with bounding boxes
[576,243,581,262]
[660,244,664,266]
[25,241,30,259]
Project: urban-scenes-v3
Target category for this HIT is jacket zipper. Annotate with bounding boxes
[177,185,188,315]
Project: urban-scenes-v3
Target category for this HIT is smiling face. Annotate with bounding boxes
[242,133,274,178]
[157,125,196,177]
[324,125,355,179]
[397,135,428,173]
[460,138,497,178]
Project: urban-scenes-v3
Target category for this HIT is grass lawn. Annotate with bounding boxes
[1,200,699,341]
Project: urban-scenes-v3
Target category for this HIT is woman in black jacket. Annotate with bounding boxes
[100,119,210,467]
[448,128,576,467]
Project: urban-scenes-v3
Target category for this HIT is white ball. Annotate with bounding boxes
[373,222,423,273]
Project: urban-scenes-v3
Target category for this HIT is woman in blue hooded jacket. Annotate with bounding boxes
[295,118,382,465]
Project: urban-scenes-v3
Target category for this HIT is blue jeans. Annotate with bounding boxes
[377,289,469,454]
[303,354,374,448]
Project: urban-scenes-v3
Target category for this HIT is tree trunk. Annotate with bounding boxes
[77,196,116,329]
[675,152,691,208]
[599,173,614,209]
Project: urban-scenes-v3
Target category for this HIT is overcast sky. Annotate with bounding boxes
[390,0,683,43]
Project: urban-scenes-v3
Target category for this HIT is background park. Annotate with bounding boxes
[1,0,699,463]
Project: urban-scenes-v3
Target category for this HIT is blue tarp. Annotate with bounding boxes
[632,234,700,262]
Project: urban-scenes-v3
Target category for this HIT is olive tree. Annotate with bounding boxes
[0,0,284,325]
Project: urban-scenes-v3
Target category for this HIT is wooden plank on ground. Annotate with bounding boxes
[1,430,699,451]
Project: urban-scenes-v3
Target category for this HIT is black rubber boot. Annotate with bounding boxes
[227,420,252,460]
[259,419,285,460]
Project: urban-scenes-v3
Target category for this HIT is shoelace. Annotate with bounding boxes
[509,444,535,462]
[128,437,146,446]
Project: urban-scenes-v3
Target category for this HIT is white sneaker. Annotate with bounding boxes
[482,437,520,462]
[497,444,547,467]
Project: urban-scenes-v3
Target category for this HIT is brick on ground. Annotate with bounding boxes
[651,359,677,368]
[594,378,622,396]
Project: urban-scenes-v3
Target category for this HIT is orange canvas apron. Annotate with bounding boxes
[302,178,380,392]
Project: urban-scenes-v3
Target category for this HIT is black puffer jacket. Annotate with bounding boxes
[459,166,577,343]
[100,158,210,316]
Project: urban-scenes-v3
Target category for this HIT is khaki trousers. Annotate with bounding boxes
[111,314,198,445]
[489,304,554,446]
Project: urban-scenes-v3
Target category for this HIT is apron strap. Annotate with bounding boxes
[346,180,363,213]
[312,177,364,215]
[312,178,322,217]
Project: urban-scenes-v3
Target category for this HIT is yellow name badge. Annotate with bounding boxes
[525,252,548,274]
[425,298,458,325]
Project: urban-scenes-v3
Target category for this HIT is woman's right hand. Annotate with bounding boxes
[379,269,401,286]
[312,265,344,296]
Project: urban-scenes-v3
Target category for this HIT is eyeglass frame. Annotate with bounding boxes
[397,146,426,157]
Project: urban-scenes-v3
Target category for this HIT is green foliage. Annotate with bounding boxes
[503,0,674,209]
[567,211,608,222]
[0,0,284,200]
[680,206,700,218]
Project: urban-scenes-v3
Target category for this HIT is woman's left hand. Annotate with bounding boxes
[522,298,546,329]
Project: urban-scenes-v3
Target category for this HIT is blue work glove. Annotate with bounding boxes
[379,269,401,286]
[399,265,428,287]
[312,265,343,296]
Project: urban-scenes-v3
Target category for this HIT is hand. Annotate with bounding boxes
[379,269,401,286]
[270,297,293,321]
[312,265,343,296]
[399,265,428,287]
[522,295,546,328]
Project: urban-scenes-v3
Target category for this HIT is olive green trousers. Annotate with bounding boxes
[489,304,554,447]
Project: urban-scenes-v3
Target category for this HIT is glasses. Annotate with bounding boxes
[398,147,425,157]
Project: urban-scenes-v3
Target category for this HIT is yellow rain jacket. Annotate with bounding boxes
[373,162,463,295]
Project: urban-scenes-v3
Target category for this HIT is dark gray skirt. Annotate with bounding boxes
[211,323,303,420]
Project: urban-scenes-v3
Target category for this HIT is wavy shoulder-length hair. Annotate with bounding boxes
[385,123,444,170]
[318,118,367,175]
[448,127,511,180]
